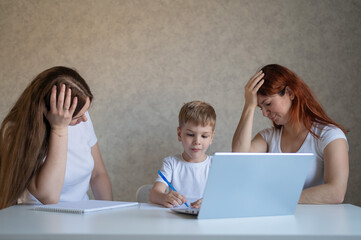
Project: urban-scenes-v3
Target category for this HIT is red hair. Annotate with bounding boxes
[258,64,347,137]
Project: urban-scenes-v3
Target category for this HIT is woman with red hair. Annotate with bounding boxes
[232,64,349,204]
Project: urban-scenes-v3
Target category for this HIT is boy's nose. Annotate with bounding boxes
[194,136,201,145]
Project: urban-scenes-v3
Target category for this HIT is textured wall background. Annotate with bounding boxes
[0,0,360,206]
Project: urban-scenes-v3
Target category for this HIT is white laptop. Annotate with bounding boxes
[172,152,313,219]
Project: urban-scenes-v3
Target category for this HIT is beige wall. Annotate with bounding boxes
[1,0,360,206]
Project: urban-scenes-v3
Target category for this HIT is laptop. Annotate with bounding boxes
[172,152,313,219]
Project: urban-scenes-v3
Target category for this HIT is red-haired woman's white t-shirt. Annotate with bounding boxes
[259,123,348,189]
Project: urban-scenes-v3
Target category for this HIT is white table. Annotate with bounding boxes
[0,204,361,239]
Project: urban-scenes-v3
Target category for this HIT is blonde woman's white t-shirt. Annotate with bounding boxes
[155,154,212,202]
[259,123,348,189]
[18,111,97,204]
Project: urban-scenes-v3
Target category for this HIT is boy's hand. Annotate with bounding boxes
[163,191,187,208]
[191,198,203,209]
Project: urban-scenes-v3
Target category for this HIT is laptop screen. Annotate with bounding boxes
[196,153,313,219]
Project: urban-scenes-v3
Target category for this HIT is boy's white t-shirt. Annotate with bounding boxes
[155,154,212,202]
[259,123,348,189]
[18,111,97,204]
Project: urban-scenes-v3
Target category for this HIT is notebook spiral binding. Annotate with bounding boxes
[34,207,84,214]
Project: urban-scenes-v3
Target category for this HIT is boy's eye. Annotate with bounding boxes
[186,133,194,137]
[202,135,209,138]
[265,102,271,106]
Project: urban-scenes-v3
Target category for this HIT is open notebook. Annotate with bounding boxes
[33,200,138,214]
[172,152,313,219]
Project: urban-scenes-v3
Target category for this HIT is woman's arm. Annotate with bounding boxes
[232,71,266,152]
[28,85,77,204]
[299,139,349,204]
[90,143,113,201]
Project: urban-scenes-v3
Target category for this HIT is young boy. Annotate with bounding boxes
[149,101,216,208]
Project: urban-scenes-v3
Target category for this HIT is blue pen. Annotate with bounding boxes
[157,170,189,207]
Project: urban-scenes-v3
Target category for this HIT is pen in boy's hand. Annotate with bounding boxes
[157,170,189,207]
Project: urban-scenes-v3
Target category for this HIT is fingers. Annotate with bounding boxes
[250,70,263,82]
[165,191,186,208]
[50,84,76,114]
[191,198,202,209]
[176,192,187,203]
[243,70,265,108]
[50,85,57,113]
[164,202,175,208]
[170,192,184,206]
[45,84,77,129]
[69,96,78,114]
[57,84,66,110]
[247,70,264,91]
[63,88,72,111]
[63,87,78,116]
[191,199,202,205]
[253,78,264,93]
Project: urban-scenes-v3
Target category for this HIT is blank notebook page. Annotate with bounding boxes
[33,200,138,214]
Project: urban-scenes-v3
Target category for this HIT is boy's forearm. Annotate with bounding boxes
[149,189,166,205]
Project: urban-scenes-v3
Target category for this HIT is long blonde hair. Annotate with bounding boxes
[0,66,93,209]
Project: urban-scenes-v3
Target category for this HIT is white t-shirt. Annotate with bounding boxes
[18,111,97,204]
[259,123,348,189]
[155,154,212,202]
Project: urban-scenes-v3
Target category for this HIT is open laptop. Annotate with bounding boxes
[172,152,313,219]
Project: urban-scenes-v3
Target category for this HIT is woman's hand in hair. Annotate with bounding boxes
[244,70,264,109]
[44,84,77,135]
[232,70,266,152]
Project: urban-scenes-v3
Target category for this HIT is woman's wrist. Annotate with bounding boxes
[244,101,257,110]
[242,103,257,118]
[50,127,68,137]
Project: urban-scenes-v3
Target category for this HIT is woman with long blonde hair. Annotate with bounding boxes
[232,64,349,204]
[0,66,112,209]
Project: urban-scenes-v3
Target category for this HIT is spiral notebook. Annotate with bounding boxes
[33,200,138,214]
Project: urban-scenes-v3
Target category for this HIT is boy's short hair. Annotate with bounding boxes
[178,101,216,129]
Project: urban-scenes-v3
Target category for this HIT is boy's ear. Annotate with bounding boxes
[177,127,182,142]
[210,130,215,145]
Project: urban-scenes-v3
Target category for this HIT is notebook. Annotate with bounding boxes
[33,200,138,214]
[172,152,313,219]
